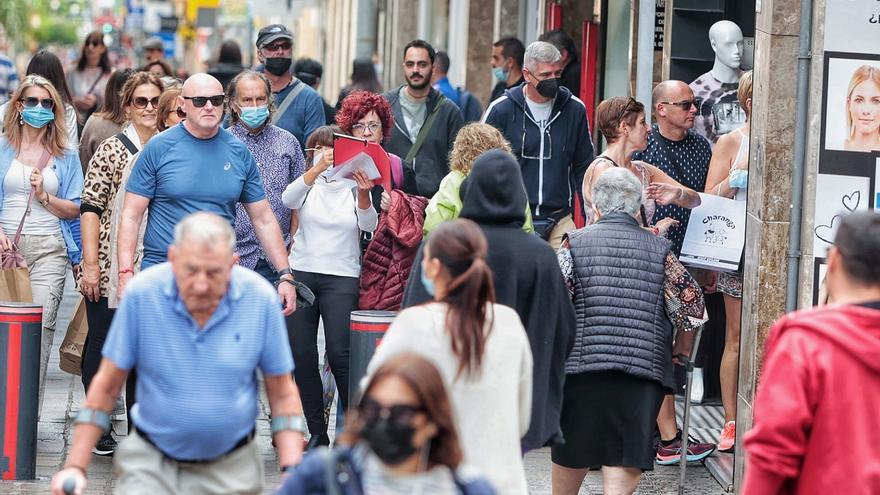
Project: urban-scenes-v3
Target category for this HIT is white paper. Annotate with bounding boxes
[327,152,381,182]
[812,174,870,257]
[824,0,880,53]
[680,194,746,272]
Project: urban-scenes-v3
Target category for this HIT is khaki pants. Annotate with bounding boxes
[548,215,576,250]
[114,429,264,495]
[19,233,69,415]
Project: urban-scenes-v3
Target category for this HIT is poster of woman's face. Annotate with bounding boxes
[825,57,880,153]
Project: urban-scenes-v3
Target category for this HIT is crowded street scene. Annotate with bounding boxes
[0,0,878,494]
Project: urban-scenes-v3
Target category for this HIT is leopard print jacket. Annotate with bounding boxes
[79,136,132,298]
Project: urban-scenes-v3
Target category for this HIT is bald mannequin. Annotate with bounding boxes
[179,73,226,139]
[708,21,744,84]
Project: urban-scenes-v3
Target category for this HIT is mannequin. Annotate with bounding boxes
[690,20,746,145]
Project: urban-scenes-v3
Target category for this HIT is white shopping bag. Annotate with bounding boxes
[680,193,746,272]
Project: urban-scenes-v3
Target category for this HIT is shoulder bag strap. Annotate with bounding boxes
[12,149,51,246]
[87,71,105,95]
[404,94,446,163]
[115,132,139,155]
[271,80,307,125]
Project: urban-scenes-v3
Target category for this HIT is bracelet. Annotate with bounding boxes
[39,192,49,207]
[276,267,294,278]
[270,414,307,434]
[118,267,134,275]
[73,407,111,432]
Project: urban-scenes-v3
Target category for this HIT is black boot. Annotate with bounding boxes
[306,432,330,451]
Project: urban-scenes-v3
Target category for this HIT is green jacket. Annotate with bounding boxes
[423,170,535,236]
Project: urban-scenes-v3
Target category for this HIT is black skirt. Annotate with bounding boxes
[551,371,665,471]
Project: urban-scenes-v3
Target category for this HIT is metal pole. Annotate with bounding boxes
[636,0,655,122]
[678,326,704,494]
[356,0,378,59]
[784,0,815,312]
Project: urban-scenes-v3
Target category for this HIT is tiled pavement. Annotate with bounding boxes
[2,272,729,494]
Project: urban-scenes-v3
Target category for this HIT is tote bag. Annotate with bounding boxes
[680,193,747,272]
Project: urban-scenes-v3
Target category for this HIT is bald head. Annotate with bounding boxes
[652,80,691,108]
[181,73,223,97]
[708,20,743,44]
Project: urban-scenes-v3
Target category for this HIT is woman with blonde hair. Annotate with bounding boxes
[705,70,752,453]
[423,123,533,235]
[843,65,880,152]
[0,75,83,409]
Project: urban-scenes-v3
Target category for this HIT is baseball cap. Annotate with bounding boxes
[144,36,164,51]
[256,24,293,49]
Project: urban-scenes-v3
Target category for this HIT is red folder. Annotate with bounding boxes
[333,133,392,191]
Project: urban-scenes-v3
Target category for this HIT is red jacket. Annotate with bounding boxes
[743,304,880,495]
[359,190,428,311]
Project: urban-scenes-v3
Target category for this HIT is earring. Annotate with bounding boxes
[19,115,23,126]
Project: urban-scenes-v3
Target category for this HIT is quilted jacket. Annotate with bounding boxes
[359,190,429,310]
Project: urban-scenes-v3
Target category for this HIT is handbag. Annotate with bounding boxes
[0,149,51,302]
[59,296,88,375]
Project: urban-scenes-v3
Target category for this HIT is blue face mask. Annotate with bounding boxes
[239,105,269,129]
[420,268,436,297]
[492,66,509,83]
[21,106,55,129]
[729,169,748,189]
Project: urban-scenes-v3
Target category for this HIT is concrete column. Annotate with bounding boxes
[734,0,805,488]
[383,0,419,90]
[462,0,493,104]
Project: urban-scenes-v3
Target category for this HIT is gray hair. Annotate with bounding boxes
[226,70,275,125]
[591,168,643,216]
[173,212,236,253]
[523,41,562,72]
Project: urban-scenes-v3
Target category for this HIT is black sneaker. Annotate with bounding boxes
[92,430,117,456]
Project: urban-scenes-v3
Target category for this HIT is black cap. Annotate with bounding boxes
[256,24,293,49]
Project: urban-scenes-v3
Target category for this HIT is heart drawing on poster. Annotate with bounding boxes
[815,214,841,245]
[842,190,861,212]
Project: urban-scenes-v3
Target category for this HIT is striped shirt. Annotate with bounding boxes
[0,54,18,105]
[102,263,294,460]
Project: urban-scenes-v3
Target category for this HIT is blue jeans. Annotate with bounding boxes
[252,258,279,284]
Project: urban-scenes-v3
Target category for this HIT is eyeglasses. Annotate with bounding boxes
[19,96,55,110]
[175,108,186,119]
[660,98,702,110]
[262,41,292,52]
[132,96,160,109]
[352,122,382,135]
[183,95,226,107]
[359,397,423,425]
[521,117,552,160]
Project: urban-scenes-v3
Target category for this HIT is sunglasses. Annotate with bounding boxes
[19,96,55,110]
[660,98,702,110]
[87,40,103,47]
[183,95,225,107]
[262,41,292,52]
[132,96,160,109]
[175,108,186,119]
[359,397,423,425]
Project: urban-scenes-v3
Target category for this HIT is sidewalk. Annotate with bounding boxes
[2,273,727,494]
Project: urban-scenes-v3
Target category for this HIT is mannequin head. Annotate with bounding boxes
[709,21,744,71]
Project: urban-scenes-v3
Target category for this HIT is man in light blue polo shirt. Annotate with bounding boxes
[51,213,306,495]
[117,73,297,315]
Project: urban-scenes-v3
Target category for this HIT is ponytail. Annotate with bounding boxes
[426,220,496,380]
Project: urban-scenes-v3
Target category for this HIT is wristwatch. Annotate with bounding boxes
[276,267,294,279]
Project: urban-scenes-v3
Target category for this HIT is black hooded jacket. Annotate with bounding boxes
[402,150,575,449]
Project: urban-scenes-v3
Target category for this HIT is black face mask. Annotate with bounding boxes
[535,77,559,98]
[360,417,417,465]
[264,57,292,76]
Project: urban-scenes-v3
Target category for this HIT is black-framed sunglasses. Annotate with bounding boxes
[660,98,702,110]
[87,39,103,47]
[262,41,292,52]
[175,108,186,119]
[132,96,160,109]
[183,95,225,107]
[19,96,55,110]
[359,397,423,425]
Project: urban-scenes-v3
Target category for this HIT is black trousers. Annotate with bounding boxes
[285,271,359,436]
[82,297,137,433]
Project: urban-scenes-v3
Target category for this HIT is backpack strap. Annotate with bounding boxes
[115,132,139,155]
[404,93,446,163]
[271,80,307,125]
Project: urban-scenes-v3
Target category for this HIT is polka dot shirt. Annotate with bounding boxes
[632,125,712,255]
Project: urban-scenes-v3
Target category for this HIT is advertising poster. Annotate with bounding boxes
[812,0,880,303]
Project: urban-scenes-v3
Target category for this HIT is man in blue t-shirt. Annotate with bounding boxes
[117,73,297,314]
[51,213,306,494]
[254,24,325,147]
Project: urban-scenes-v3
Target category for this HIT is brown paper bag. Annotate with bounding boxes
[59,296,88,375]
[0,266,33,303]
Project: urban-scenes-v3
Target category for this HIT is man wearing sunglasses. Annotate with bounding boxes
[483,41,594,248]
[631,80,717,466]
[116,73,299,316]
[254,24,324,149]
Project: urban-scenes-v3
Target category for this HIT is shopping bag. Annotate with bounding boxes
[680,193,747,272]
[59,296,88,375]
[0,266,33,303]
